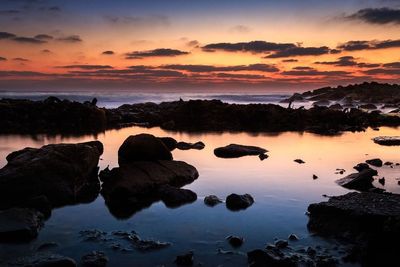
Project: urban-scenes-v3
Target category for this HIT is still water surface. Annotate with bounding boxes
[0,126,399,266]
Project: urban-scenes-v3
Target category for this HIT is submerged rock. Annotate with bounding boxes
[0,208,44,242]
[336,168,377,191]
[366,158,383,167]
[258,153,269,161]
[226,193,254,211]
[11,254,77,267]
[0,141,103,209]
[81,251,108,267]
[227,235,244,247]
[118,134,172,165]
[176,141,205,150]
[214,144,267,158]
[288,234,299,241]
[175,251,194,266]
[204,195,223,206]
[373,136,400,146]
[275,239,289,249]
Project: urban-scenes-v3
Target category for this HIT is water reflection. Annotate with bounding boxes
[0,126,399,266]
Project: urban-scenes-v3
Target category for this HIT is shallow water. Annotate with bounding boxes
[0,126,399,266]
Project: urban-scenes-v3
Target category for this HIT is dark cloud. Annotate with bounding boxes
[0,32,16,39]
[315,56,381,68]
[125,48,189,59]
[13,57,29,62]
[282,67,350,76]
[215,73,265,79]
[202,41,296,53]
[383,62,400,68]
[346,8,400,25]
[330,49,342,54]
[338,39,400,51]
[186,40,199,47]
[282,59,298,62]
[160,64,279,72]
[56,35,82,43]
[265,46,331,58]
[13,36,46,44]
[0,56,6,61]
[357,63,381,68]
[229,25,251,33]
[41,49,51,53]
[56,65,113,70]
[363,68,400,75]
[104,15,169,27]
[34,34,53,40]
[101,50,115,55]
[293,66,314,70]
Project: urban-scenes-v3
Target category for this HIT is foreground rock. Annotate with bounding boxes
[308,192,400,266]
[0,141,103,209]
[10,253,77,267]
[0,208,44,242]
[214,144,267,158]
[175,251,194,266]
[157,185,197,208]
[176,141,205,150]
[118,134,172,165]
[373,136,400,146]
[365,158,383,167]
[226,194,254,211]
[204,195,223,206]
[336,168,377,191]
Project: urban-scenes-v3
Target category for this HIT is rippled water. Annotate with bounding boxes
[0,126,399,266]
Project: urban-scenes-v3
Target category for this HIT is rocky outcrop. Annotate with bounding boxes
[10,254,77,267]
[0,208,44,242]
[373,136,400,146]
[0,97,106,134]
[366,158,383,167]
[307,192,400,266]
[214,144,267,158]
[336,168,377,191]
[0,141,103,209]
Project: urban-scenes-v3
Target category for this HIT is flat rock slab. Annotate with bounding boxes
[373,136,400,146]
[0,141,103,209]
[308,192,400,237]
[214,144,267,158]
[0,208,44,242]
[336,168,377,191]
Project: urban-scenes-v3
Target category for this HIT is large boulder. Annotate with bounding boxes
[226,194,254,211]
[118,134,172,165]
[336,168,377,191]
[0,208,44,242]
[214,144,267,158]
[0,141,103,209]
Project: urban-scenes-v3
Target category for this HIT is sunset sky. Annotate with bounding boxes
[0,0,400,92]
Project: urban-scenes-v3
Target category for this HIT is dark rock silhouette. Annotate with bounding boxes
[227,235,244,247]
[176,141,205,150]
[366,158,383,167]
[353,163,370,172]
[225,193,254,211]
[336,168,377,191]
[373,136,400,146]
[214,144,267,158]
[175,251,194,266]
[81,251,108,267]
[0,141,103,210]
[204,195,223,206]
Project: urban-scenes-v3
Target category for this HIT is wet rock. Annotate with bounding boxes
[384,161,393,166]
[158,185,197,208]
[373,136,400,146]
[294,159,305,164]
[37,242,59,251]
[81,251,108,267]
[176,141,205,150]
[0,208,44,242]
[275,239,289,249]
[313,174,318,180]
[307,247,317,257]
[0,141,103,209]
[378,177,385,185]
[366,158,383,167]
[227,235,244,247]
[12,254,77,267]
[336,168,377,191]
[158,137,178,151]
[226,193,254,211]
[329,103,343,110]
[353,163,370,172]
[359,104,377,110]
[313,100,330,107]
[307,192,400,237]
[118,134,172,165]
[214,144,267,158]
[175,251,194,266]
[247,249,296,267]
[204,195,222,206]
[258,153,269,161]
[288,234,299,241]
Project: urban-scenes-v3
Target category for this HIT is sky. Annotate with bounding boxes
[0,0,400,92]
